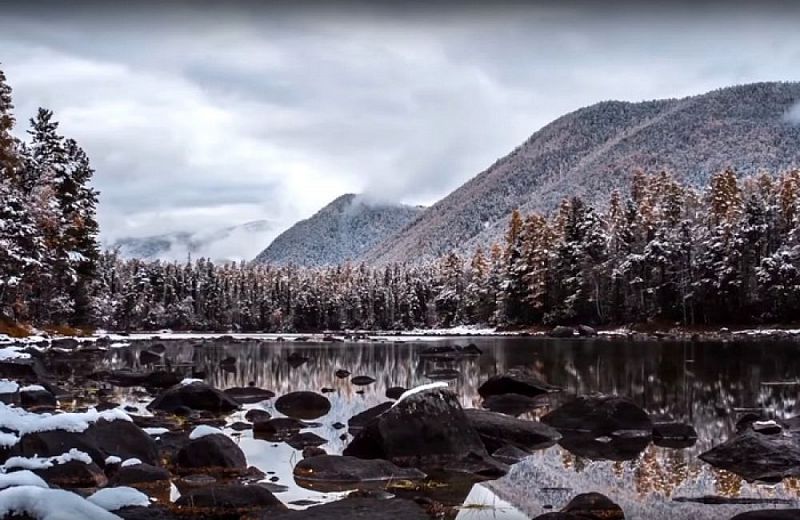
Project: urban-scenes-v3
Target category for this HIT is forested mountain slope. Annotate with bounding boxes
[254,194,423,266]
[364,82,800,264]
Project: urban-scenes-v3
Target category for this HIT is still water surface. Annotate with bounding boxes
[105,336,800,520]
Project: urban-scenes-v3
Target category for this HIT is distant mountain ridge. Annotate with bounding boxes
[361,81,800,264]
[112,219,273,263]
[253,194,423,266]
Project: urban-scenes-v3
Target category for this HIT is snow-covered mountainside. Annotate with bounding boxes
[111,220,273,263]
[363,81,800,264]
[253,194,423,266]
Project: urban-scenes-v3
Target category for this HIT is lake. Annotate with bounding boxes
[103,336,800,519]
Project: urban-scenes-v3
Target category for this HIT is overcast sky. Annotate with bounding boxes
[2,1,800,253]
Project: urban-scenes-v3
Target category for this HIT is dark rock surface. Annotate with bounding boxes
[344,386,506,477]
[293,455,425,486]
[464,408,560,453]
[175,434,247,473]
[274,391,331,420]
[148,381,240,414]
[223,387,275,404]
[478,369,560,398]
[254,496,430,520]
[541,395,652,437]
[700,428,800,481]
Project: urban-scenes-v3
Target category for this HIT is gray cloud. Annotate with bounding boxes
[1,2,800,247]
[787,102,800,125]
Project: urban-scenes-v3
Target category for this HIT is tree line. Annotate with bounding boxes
[3,66,800,333]
[0,67,100,330]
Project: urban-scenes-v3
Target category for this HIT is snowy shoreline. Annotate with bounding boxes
[5,325,800,348]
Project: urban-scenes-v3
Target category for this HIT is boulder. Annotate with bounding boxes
[244,409,272,423]
[699,428,800,482]
[343,386,506,477]
[251,496,430,520]
[286,432,327,450]
[562,492,625,519]
[223,387,275,404]
[576,325,598,337]
[175,434,247,473]
[110,463,171,486]
[14,419,159,468]
[274,391,331,420]
[335,369,350,379]
[0,357,47,382]
[652,422,697,449]
[541,395,652,437]
[35,459,108,488]
[482,393,549,416]
[351,376,376,386]
[51,338,80,350]
[19,388,57,410]
[348,402,393,434]
[148,382,240,414]
[385,387,406,400]
[253,418,305,442]
[549,326,576,338]
[558,432,651,461]
[464,409,560,453]
[294,455,425,489]
[478,369,560,398]
[175,483,286,517]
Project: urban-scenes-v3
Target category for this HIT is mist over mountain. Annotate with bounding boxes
[111,220,274,263]
[253,194,423,266]
[362,81,800,264]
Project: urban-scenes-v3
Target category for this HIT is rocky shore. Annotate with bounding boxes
[0,336,798,519]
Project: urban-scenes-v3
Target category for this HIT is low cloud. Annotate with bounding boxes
[786,102,800,125]
[2,2,800,249]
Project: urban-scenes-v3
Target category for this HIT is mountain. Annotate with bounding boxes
[253,194,423,266]
[112,220,274,263]
[363,81,800,264]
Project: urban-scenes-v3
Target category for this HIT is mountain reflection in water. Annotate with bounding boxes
[105,337,800,519]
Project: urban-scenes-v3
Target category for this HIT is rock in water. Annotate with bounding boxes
[175,483,286,516]
[562,492,625,519]
[730,511,800,519]
[652,421,697,449]
[348,402,393,434]
[343,386,506,478]
[275,391,331,420]
[549,326,576,338]
[699,428,800,482]
[464,409,560,453]
[541,395,652,437]
[478,369,560,398]
[294,455,425,488]
[175,434,247,474]
[223,387,275,404]
[252,496,430,520]
[148,381,240,414]
[386,387,406,400]
[351,376,376,386]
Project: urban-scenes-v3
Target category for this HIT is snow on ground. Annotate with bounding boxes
[394,381,449,407]
[0,471,48,490]
[87,487,150,511]
[4,449,93,471]
[0,486,121,519]
[0,346,30,361]
[120,458,142,468]
[0,380,19,393]
[189,425,224,439]
[0,403,132,447]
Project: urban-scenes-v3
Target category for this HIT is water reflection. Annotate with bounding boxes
[104,337,800,518]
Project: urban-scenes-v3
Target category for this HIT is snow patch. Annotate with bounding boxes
[143,427,169,436]
[393,382,449,407]
[180,378,204,386]
[0,380,19,394]
[0,403,132,445]
[105,456,122,465]
[4,449,93,471]
[0,471,48,490]
[189,425,224,440]
[0,486,121,519]
[87,487,150,511]
[120,458,142,468]
[0,347,30,361]
[19,385,46,392]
